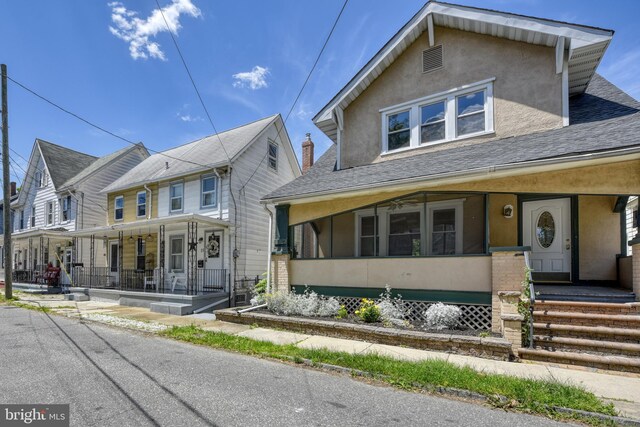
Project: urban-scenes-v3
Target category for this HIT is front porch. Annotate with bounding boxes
[70,213,232,296]
[10,229,76,286]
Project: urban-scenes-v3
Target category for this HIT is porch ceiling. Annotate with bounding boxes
[69,213,231,238]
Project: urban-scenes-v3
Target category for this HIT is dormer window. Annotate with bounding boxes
[381,78,494,154]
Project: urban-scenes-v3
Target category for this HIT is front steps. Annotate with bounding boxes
[519,300,640,373]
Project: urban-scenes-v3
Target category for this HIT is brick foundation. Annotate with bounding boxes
[631,239,640,301]
[490,249,527,333]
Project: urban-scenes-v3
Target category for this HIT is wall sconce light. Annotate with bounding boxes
[503,204,514,219]
[198,237,204,243]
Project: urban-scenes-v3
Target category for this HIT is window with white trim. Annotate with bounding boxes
[30,206,36,228]
[426,200,464,255]
[114,196,124,221]
[137,191,147,218]
[46,201,54,225]
[170,182,183,212]
[381,79,494,153]
[358,215,378,256]
[61,196,72,222]
[201,175,217,208]
[169,236,184,272]
[19,210,24,230]
[35,171,42,188]
[267,140,278,171]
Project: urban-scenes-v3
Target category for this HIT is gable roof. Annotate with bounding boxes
[313,1,614,142]
[37,139,98,189]
[58,143,149,190]
[264,74,639,203]
[101,114,281,193]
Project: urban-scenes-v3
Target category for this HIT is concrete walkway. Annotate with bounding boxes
[12,293,640,420]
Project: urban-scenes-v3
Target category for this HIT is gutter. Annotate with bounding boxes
[261,145,640,205]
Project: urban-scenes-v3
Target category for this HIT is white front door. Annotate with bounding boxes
[522,198,571,279]
[204,230,223,270]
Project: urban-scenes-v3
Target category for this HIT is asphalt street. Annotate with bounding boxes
[0,306,571,426]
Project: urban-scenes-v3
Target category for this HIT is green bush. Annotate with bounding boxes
[355,298,381,323]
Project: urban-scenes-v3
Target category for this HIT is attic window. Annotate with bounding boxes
[422,45,443,73]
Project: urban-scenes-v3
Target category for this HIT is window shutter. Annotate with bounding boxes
[422,45,443,73]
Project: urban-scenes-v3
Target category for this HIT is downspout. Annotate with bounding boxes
[143,184,152,220]
[212,168,222,220]
[262,203,273,294]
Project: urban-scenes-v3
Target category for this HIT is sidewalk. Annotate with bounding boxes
[13,293,640,420]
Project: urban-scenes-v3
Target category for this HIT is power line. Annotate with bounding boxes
[153,0,232,163]
[239,0,349,191]
[6,76,216,170]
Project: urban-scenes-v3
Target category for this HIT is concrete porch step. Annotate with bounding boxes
[532,310,640,328]
[533,335,640,357]
[532,322,640,344]
[536,294,636,303]
[518,348,640,373]
[150,302,192,316]
[535,300,640,315]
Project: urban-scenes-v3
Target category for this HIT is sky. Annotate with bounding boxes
[1,0,639,186]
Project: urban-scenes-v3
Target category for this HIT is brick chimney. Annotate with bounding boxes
[302,133,314,174]
[10,181,16,196]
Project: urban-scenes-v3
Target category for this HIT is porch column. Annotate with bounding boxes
[89,235,95,288]
[118,231,123,289]
[187,221,197,294]
[28,238,32,272]
[159,225,165,293]
[490,247,529,333]
[630,237,640,301]
[270,253,290,293]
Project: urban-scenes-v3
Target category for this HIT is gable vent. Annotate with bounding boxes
[422,45,443,73]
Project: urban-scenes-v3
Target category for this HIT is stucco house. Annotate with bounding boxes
[71,114,300,313]
[9,139,149,285]
[262,2,640,366]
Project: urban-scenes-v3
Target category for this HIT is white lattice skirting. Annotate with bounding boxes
[337,297,492,330]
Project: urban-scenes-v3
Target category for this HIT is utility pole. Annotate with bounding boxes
[2,64,12,300]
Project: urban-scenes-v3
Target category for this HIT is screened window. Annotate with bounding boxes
[170,236,184,272]
[420,101,446,143]
[201,175,217,208]
[114,196,124,221]
[359,215,378,256]
[170,182,183,212]
[137,191,147,218]
[61,196,71,222]
[46,201,54,225]
[387,110,411,151]
[388,211,421,256]
[457,90,486,136]
[268,141,278,171]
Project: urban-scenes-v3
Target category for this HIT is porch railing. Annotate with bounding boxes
[72,266,227,295]
[12,266,46,284]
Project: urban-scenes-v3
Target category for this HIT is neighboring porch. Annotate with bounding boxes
[70,213,232,296]
[10,229,76,286]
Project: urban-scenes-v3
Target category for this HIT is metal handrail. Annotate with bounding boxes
[524,251,535,348]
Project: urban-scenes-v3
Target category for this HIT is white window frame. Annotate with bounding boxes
[267,140,278,171]
[201,175,218,209]
[114,195,124,222]
[42,171,48,187]
[170,182,184,213]
[46,201,54,225]
[387,207,425,257]
[19,210,24,230]
[30,206,36,228]
[426,199,464,256]
[354,206,425,257]
[61,196,71,223]
[35,171,42,188]
[354,209,378,257]
[380,78,494,155]
[136,190,147,218]
[169,235,184,273]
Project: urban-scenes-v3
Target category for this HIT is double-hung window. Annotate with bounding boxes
[35,171,42,188]
[61,196,71,222]
[170,182,183,213]
[388,211,421,256]
[30,206,36,228]
[427,200,464,256]
[46,201,54,225]
[137,191,147,218]
[19,210,24,230]
[382,79,493,153]
[136,237,146,271]
[114,196,124,221]
[358,215,378,257]
[201,175,217,208]
[268,141,278,171]
[169,236,184,272]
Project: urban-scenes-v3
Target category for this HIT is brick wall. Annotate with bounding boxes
[632,241,640,301]
[270,254,290,293]
[491,250,526,332]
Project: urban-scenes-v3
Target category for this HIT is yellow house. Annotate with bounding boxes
[262,2,640,366]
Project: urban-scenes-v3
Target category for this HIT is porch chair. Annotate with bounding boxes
[170,272,187,293]
[144,269,157,292]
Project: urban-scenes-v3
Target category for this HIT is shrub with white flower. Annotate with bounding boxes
[264,287,339,317]
[423,302,461,330]
[378,285,407,327]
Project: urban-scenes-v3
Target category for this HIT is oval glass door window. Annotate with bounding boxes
[536,211,555,248]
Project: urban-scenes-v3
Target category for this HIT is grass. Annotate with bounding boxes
[0,291,51,313]
[161,325,616,423]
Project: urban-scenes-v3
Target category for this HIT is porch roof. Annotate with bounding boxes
[11,228,71,240]
[263,74,640,203]
[69,214,231,238]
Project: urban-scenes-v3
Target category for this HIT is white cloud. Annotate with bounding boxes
[108,0,200,60]
[232,66,269,90]
[177,114,201,122]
